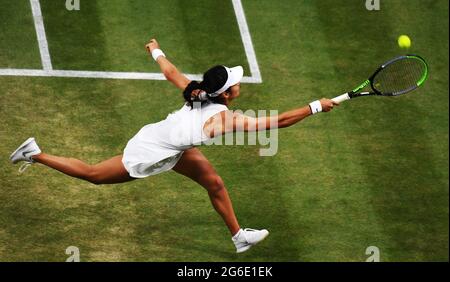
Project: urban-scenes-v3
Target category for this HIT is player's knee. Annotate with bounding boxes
[204,175,225,195]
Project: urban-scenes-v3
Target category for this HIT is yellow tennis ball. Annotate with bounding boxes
[398,35,411,49]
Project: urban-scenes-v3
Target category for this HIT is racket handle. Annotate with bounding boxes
[332,93,351,103]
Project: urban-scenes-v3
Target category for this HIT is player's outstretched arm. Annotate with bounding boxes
[145,38,191,91]
[204,98,338,138]
[275,98,338,128]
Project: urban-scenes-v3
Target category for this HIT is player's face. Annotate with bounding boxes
[220,83,240,105]
[228,83,241,99]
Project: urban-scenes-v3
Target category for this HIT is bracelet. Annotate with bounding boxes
[151,49,166,61]
[309,100,322,114]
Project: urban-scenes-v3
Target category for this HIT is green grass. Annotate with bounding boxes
[0,0,448,261]
[0,0,41,68]
[40,0,249,73]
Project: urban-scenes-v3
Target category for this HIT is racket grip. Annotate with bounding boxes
[332,93,351,103]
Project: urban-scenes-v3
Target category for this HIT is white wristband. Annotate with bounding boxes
[151,49,166,61]
[309,100,322,114]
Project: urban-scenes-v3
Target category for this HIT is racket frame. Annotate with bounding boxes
[332,55,428,104]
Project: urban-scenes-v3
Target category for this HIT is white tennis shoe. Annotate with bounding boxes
[10,137,41,173]
[232,228,269,253]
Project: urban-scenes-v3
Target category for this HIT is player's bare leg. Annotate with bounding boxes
[10,137,134,184]
[33,153,134,184]
[173,148,269,253]
[173,148,240,236]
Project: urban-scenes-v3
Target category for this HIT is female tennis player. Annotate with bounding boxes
[10,39,338,253]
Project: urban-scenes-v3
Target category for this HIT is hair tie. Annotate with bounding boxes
[198,91,208,101]
[190,90,208,101]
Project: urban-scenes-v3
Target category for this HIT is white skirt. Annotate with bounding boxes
[121,126,185,178]
[121,101,227,178]
[122,151,183,178]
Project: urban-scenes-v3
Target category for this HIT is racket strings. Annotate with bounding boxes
[372,58,426,95]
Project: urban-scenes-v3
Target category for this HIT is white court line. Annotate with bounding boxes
[0,68,260,83]
[231,0,262,83]
[30,0,52,70]
[1,0,261,83]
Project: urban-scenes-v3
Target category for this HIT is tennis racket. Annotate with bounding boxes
[332,55,428,103]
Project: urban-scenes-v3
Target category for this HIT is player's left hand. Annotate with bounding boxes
[320,98,339,112]
[145,38,160,53]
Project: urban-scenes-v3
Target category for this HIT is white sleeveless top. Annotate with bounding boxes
[122,102,228,178]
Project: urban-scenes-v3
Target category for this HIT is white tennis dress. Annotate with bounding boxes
[122,102,228,178]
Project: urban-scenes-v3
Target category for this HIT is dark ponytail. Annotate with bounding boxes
[183,81,226,109]
[183,81,205,108]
